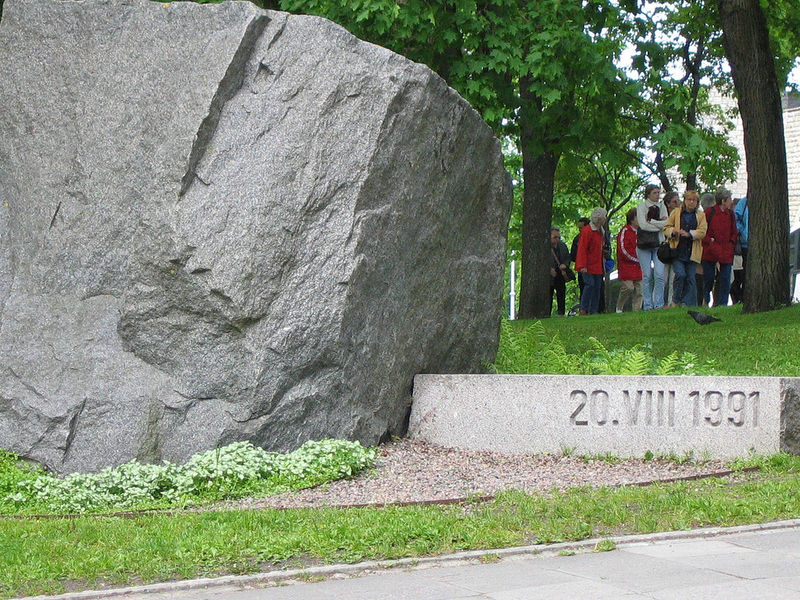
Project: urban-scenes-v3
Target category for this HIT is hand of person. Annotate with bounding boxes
[560,264,567,270]
[551,267,557,278]
[580,268,587,274]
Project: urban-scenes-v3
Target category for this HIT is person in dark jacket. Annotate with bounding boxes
[549,227,573,316]
[701,187,738,307]
[575,207,607,315]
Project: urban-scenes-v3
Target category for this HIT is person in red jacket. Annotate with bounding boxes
[701,187,738,307]
[616,208,643,312]
[575,207,607,315]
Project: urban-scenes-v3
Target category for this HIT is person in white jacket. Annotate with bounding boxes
[635,184,669,310]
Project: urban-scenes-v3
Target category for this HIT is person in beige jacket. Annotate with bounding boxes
[663,190,707,307]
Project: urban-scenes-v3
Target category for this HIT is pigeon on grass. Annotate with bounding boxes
[688,310,722,325]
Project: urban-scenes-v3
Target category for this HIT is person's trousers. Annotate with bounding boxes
[730,247,748,304]
[637,247,665,310]
[616,280,642,312]
[702,260,732,307]
[598,278,606,313]
[580,273,603,314]
[672,259,698,307]
[695,270,705,306]
[550,276,566,315]
[663,262,675,306]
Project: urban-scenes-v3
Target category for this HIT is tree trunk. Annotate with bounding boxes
[717,0,790,312]
[653,126,673,192]
[684,171,697,192]
[518,150,559,319]
[518,78,559,319]
[683,37,704,192]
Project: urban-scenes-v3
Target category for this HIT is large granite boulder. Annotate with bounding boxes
[0,0,511,473]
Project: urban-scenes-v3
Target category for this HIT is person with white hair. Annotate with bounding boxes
[575,207,608,315]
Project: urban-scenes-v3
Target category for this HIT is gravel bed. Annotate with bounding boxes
[229,438,733,511]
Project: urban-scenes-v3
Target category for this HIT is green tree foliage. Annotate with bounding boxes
[627,1,740,192]
[760,0,800,85]
[278,0,637,318]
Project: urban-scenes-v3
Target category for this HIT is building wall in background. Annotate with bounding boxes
[709,90,800,230]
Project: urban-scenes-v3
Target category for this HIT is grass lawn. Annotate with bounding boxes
[499,303,800,376]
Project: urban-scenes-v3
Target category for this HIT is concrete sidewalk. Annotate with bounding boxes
[24,521,800,600]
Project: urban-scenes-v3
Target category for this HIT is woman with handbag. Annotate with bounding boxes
[550,227,574,316]
[635,184,669,310]
[663,190,707,307]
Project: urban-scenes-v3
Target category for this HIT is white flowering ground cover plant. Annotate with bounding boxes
[0,439,377,515]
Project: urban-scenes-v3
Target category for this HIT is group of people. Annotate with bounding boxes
[550,184,750,315]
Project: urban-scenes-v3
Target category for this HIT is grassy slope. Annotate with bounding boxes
[507,303,800,376]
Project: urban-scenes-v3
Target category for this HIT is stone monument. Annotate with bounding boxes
[410,374,800,459]
[0,0,511,473]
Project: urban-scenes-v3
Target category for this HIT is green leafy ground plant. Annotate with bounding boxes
[1,439,376,515]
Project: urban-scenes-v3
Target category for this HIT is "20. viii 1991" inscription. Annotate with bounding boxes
[569,390,760,428]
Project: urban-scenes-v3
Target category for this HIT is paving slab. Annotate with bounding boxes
[544,549,741,594]
[483,579,637,600]
[431,559,577,592]
[656,548,800,580]
[768,575,800,592]
[724,528,800,555]
[649,578,800,600]
[622,538,756,558]
[287,571,479,600]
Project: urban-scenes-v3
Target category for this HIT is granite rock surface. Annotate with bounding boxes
[0,0,511,473]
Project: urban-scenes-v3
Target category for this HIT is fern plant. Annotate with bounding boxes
[655,351,682,375]
[492,321,717,376]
